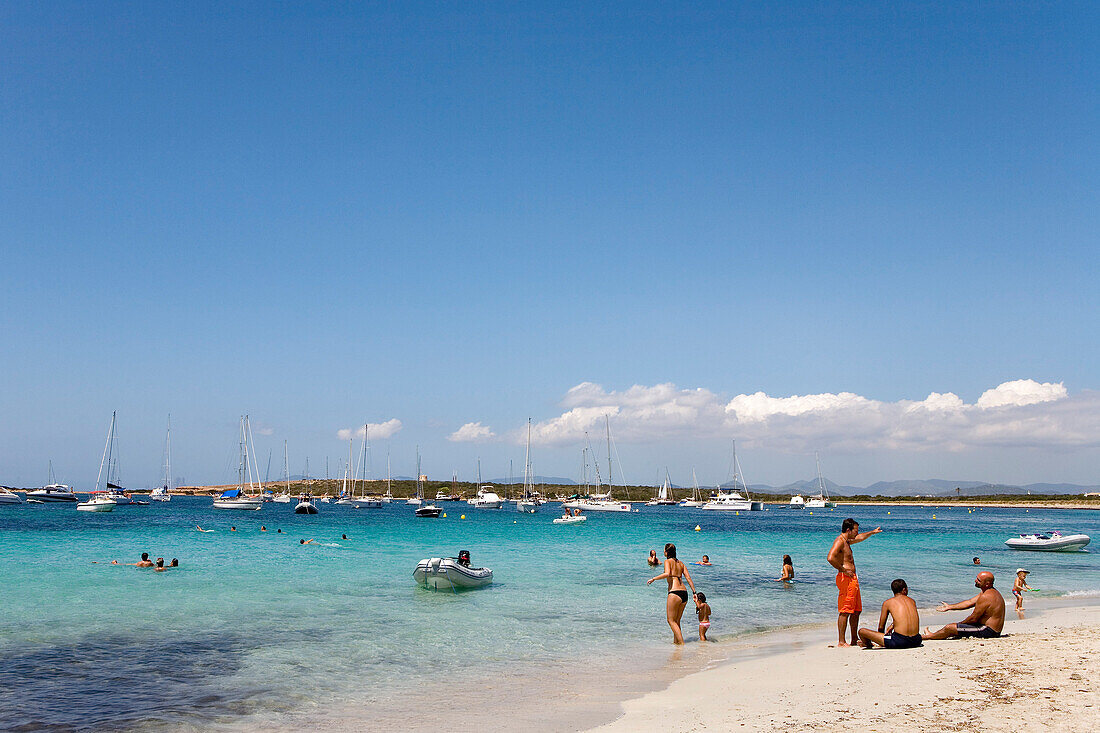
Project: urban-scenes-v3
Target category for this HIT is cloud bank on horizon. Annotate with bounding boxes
[504,379,1100,453]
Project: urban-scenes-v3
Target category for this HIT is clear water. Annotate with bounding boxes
[2,498,1097,730]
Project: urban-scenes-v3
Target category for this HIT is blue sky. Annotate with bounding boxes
[2,2,1098,489]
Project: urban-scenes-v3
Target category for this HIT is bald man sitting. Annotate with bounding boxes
[923,571,1006,640]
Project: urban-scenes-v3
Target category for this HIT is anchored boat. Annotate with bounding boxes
[1005,532,1090,552]
[413,551,492,591]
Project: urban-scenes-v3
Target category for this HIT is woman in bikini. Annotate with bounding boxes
[647,542,698,644]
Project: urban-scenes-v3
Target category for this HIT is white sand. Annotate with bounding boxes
[592,603,1100,732]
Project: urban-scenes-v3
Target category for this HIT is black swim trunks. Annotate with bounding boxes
[955,623,1000,639]
[883,632,923,649]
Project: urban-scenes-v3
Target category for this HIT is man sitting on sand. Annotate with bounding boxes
[857,579,922,649]
[923,570,1005,640]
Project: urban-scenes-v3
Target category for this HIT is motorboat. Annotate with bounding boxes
[77,493,117,512]
[702,489,763,511]
[272,493,293,503]
[103,488,137,506]
[26,484,78,502]
[351,497,384,508]
[294,495,319,514]
[0,487,23,504]
[213,488,263,510]
[467,486,504,509]
[678,469,705,507]
[789,495,806,507]
[1005,532,1090,552]
[149,485,170,502]
[553,513,587,525]
[413,551,492,591]
[415,503,442,518]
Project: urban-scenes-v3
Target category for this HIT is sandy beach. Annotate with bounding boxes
[592,602,1099,732]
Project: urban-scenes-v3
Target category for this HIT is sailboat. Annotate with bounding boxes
[78,412,120,512]
[517,419,538,513]
[100,412,141,505]
[678,469,705,507]
[213,416,264,510]
[150,415,172,502]
[563,418,633,512]
[702,441,763,511]
[467,459,503,508]
[646,470,678,506]
[25,461,77,502]
[350,426,383,508]
[413,450,441,517]
[273,441,293,503]
[805,452,836,508]
[336,439,356,505]
[382,453,393,503]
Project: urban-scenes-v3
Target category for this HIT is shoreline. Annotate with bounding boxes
[588,599,1100,732]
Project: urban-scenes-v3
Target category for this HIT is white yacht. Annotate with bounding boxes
[563,418,633,513]
[678,469,705,507]
[77,493,117,512]
[150,416,173,501]
[0,487,23,504]
[516,420,540,513]
[789,495,806,508]
[468,485,504,509]
[26,484,78,502]
[646,472,678,506]
[805,452,836,508]
[702,441,763,511]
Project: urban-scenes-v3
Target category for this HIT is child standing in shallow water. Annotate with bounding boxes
[1013,568,1033,614]
[696,592,712,641]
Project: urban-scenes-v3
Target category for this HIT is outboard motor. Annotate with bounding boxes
[457,550,471,567]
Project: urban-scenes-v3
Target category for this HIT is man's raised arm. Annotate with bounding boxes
[850,527,882,544]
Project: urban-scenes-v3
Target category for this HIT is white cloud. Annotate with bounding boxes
[448,422,496,442]
[336,419,403,441]
[525,379,1099,452]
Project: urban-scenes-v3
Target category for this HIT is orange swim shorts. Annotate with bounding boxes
[836,572,862,614]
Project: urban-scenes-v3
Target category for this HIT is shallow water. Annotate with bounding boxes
[1,498,1097,730]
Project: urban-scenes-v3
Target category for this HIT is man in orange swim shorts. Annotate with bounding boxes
[827,518,882,647]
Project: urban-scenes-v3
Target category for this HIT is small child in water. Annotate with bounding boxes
[696,592,712,641]
[1013,568,1033,613]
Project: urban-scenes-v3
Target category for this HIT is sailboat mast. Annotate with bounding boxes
[284,440,290,494]
[165,414,172,491]
[238,416,245,492]
[523,418,531,499]
[605,415,612,494]
[416,447,422,499]
[94,412,115,493]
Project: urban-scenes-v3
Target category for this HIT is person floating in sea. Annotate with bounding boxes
[696,592,712,641]
[857,579,922,649]
[973,557,981,565]
[154,557,167,572]
[827,518,883,647]
[923,570,1006,641]
[694,555,713,566]
[195,525,214,532]
[647,550,660,566]
[646,543,698,645]
[260,526,267,532]
[230,526,237,532]
[130,553,155,568]
[169,558,178,567]
[341,534,349,540]
[1012,568,1033,616]
[300,539,315,545]
[777,554,794,582]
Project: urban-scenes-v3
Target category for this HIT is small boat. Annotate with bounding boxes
[1005,532,1090,552]
[26,484,78,502]
[413,551,492,591]
[553,514,587,525]
[646,471,678,506]
[804,452,837,508]
[415,503,442,518]
[678,469,705,507]
[77,493,117,512]
[0,487,22,504]
[294,495,319,514]
[214,417,266,510]
[789,495,806,508]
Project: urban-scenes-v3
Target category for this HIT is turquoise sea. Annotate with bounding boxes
[2,498,1097,730]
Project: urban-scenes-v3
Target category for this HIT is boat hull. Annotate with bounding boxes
[294,502,318,514]
[561,501,632,513]
[25,491,78,502]
[213,499,263,510]
[413,558,493,590]
[1005,535,1090,551]
[350,499,383,508]
[77,499,116,512]
[553,516,587,525]
[702,501,764,511]
[0,493,22,504]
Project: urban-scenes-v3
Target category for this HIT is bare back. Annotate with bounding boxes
[884,594,920,636]
[665,558,687,592]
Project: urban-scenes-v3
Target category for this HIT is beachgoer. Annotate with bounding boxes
[777,554,794,582]
[826,518,883,647]
[1012,568,1032,614]
[196,525,214,532]
[696,592,712,641]
[169,558,178,567]
[277,528,283,533]
[341,534,348,540]
[300,539,315,545]
[647,550,660,566]
[696,555,713,566]
[155,558,166,572]
[231,526,237,532]
[261,526,267,532]
[973,557,981,565]
[132,552,154,568]
[922,571,1006,641]
[646,543,698,645]
[857,579,922,649]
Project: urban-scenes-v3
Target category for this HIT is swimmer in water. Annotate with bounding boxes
[195,526,214,532]
[695,555,713,566]
[341,534,348,540]
[230,526,237,532]
[647,550,660,566]
[277,528,283,533]
[131,552,154,568]
[261,526,267,532]
[300,539,315,545]
[777,554,794,582]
